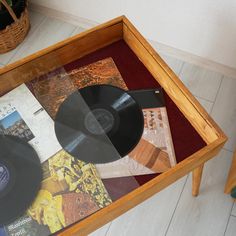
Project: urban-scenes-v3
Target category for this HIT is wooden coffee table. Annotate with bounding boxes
[0,16,227,236]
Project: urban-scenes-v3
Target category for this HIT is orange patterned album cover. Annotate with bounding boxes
[26,57,128,119]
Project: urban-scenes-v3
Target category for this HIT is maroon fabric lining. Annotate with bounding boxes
[64,40,206,197]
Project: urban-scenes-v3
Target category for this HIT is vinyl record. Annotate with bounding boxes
[0,135,42,226]
[55,84,144,164]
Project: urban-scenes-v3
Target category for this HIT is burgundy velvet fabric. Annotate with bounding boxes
[64,40,206,198]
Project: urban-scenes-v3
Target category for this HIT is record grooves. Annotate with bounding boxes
[55,85,144,164]
[0,135,42,226]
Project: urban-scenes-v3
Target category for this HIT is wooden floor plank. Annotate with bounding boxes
[106,177,187,236]
[195,96,213,114]
[225,216,236,236]
[71,26,86,36]
[8,15,76,64]
[166,150,233,236]
[158,53,184,75]
[232,203,236,216]
[179,63,223,102]
[89,222,111,236]
[211,76,236,152]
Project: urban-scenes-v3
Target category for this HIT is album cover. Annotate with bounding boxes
[96,89,177,178]
[1,150,112,236]
[0,84,61,163]
[130,107,176,170]
[26,57,128,119]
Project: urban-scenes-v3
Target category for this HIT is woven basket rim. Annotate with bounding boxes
[0,2,29,54]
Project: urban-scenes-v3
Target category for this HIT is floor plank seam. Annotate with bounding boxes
[70,26,85,36]
[105,222,113,236]
[164,175,189,236]
[222,148,233,153]
[193,94,215,103]
[223,202,235,236]
[209,75,224,115]
[195,95,214,104]
[177,61,185,76]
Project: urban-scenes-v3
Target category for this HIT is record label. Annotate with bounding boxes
[84,108,115,135]
[0,163,9,192]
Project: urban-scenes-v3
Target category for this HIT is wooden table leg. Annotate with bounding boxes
[192,164,204,197]
[225,150,236,194]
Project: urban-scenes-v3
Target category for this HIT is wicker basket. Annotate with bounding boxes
[0,0,30,54]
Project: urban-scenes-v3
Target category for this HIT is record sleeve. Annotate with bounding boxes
[96,88,177,178]
[0,84,61,163]
[129,89,176,168]
[1,150,112,236]
[27,57,128,119]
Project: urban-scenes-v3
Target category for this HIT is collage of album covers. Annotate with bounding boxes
[0,57,176,235]
[26,57,176,176]
[2,150,111,235]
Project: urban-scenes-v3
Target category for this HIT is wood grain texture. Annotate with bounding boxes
[166,149,233,236]
[192,164,204,196]
[225,150,236,193]
[129,138,171,173]
[122,17,226,145]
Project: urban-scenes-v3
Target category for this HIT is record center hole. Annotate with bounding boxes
[84,108,115,135]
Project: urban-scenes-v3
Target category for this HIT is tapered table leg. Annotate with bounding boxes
[192,164,204,197]
[225,150,236,195]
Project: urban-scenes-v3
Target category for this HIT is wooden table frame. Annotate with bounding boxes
[0,16,227,235]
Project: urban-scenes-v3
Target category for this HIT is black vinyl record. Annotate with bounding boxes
[0,135,42,226]
[54,84,144,164]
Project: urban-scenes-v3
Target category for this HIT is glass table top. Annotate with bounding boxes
[0,40,206,236]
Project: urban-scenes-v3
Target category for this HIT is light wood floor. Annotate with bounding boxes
[1,11,235,236]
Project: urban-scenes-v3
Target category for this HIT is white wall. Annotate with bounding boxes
[31,0,236,69]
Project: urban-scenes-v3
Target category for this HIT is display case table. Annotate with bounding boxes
[0,16,227,236]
